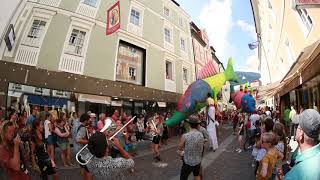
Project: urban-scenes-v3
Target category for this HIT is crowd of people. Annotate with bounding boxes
[229,105,320,180]
[0,99,319,180]
[0,104,177,180]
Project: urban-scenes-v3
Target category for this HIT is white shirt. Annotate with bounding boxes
[44,119,51,139]
[249,114,260,130]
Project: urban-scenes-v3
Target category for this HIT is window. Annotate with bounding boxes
[179,18,184,28]
[67,29,86,55]
[297,8,313,33]
[116,42,145,85]
[130,9,140,26]
[180,38,186,52]
[164,28,171,43]
[128,67,136,80]
[164,6,170,17]
[26,19,46,45]
[183,68,188,85]
[83,0,97,7]
[166,61,173,80]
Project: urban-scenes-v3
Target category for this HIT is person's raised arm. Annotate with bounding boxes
[7,135,22,171]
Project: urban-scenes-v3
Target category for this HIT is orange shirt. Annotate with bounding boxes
[256,150,279,180]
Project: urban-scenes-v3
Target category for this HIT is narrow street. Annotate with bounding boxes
[28,124,255,180]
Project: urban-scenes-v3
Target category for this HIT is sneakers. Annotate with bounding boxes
[235,148,242,153]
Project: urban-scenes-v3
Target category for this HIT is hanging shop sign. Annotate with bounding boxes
[106,1,120,35]
[4,24,15,51]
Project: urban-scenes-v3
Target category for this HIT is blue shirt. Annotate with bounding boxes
[26,115,36,126]
[285,144,320,180]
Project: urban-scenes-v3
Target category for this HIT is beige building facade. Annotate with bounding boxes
[251,0,320,85]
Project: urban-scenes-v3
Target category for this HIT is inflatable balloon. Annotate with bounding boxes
[230,84,256,113]
[165,58,238,127]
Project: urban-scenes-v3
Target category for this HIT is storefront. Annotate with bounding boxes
[278,40,320,117]
[0,61,181,116]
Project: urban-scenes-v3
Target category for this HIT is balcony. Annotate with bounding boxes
[59,53,85,74]
[15,45,40,66]
[165,79,176,92]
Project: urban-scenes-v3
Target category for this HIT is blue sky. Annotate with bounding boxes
[176,0,259,72]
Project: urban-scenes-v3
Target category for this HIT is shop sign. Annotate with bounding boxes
[157,102,166,107]
[295,0,320,9]
[111,100,123,106]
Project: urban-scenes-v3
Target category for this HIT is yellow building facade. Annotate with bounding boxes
[251,0,320,85]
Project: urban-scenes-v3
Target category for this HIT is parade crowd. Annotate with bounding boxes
[0,98,319,180]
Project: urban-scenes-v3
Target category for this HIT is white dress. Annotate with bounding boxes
[207,106,218,150]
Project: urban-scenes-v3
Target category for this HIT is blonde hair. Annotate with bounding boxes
[206,97,215,106]
[262,132,277,146]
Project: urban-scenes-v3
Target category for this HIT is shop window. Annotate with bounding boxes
[67,29,86,55]
[116,41,145,85]
[166,61,173,80]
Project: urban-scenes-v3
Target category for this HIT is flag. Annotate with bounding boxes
[106,1,120,35]
[248,41,259,50]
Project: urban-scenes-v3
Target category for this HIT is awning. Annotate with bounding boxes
[27,94,68,107]
[257,81,282,100]
[279,39,320,96]
[78,94,111,105]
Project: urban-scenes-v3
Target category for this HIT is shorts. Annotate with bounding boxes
[45,135,56,145]
[152,135,161,144]
[180,161,201,180]
[56,141,69,151]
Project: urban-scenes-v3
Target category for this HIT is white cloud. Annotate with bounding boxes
[236,20,256,40]
[199,0,233,65]
[239,49,260,72]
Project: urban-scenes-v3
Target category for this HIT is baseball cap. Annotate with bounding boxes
[294,109,320,139]
[88,132,107,158]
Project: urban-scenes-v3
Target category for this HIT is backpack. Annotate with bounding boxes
[245,119,251,129]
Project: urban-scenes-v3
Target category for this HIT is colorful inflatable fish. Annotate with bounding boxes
[230,84,256,113]
[165,58,238,127]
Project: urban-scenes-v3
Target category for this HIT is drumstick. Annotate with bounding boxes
[109,116,136,140]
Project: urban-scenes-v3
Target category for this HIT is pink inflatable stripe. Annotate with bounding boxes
[197,61,218,79]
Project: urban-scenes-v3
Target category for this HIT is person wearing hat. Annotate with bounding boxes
[283,109,320,180]
[86,132,134,180]
[206,97,219,151]
[178,115,204,180]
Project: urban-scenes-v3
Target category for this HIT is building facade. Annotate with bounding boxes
[251,0,320,85]
[251,0,320,115]
[190,22,219,79]
[0,0,195,114]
